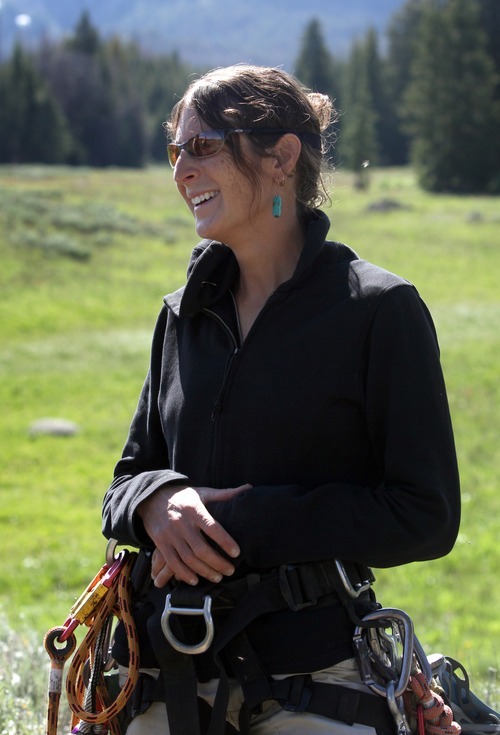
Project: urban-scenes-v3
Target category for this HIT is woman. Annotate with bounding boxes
[102,64,460,735]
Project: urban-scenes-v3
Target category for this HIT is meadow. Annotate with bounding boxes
[0,164,498,724]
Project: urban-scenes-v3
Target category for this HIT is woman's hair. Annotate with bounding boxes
[165,64,337,213]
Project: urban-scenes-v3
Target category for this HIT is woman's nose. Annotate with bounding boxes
[173,152,198,184]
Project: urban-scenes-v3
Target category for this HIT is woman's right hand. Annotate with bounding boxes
[137,483,251,588]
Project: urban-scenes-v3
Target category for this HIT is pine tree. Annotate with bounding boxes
[404,0,499,192]
[477,0,500,83]
[364,28,399,166]
[41,14,128,166]
[67,11,100,56]
[385,0,426,164]
[0,44,70,163]
[339,38,378,185]
[294,19,337,98]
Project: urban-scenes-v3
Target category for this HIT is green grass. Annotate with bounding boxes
[0,165,499,700]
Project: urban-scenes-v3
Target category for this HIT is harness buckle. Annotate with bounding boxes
[161,593,214,655]
[280,675,313,713]
[278,565,317,612]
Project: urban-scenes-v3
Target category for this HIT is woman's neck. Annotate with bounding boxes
[232,220,305,340]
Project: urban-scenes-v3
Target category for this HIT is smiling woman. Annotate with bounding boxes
[102,64,460,735]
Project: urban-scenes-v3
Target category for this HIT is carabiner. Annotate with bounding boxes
[161,594,214,655]
[386,679,411,735]
[57,548,128,641]
[106,538,119,566]
[353,607,414,698]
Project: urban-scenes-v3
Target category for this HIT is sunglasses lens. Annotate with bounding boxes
[190,131,226,158]
[168,131,228,167]
[167,144,180,168]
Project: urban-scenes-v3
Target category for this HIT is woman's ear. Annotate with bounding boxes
[272,133,302,176]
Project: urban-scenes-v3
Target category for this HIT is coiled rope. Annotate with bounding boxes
[405,670,462,735]
[44,550,139,735]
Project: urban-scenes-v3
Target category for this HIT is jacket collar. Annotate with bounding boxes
[165,209,331,317]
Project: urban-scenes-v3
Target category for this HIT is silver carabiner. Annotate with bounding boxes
[386,680,411,735]
[413,633,433,684]
[353,607,415,698]
[161,594,214,655]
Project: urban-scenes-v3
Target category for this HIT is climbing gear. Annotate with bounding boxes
[344,571,499,735]
[430,656,500,735]
[161,593,214,654]
[45,544,500,735]
[44,540,139,735]
[150,559,389,735]
[154,558,498,735]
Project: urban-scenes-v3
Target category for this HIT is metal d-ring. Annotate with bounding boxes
[105,538,119,566]
[161,593,214,655]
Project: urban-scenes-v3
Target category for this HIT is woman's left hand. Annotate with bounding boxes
[139,483,250,587]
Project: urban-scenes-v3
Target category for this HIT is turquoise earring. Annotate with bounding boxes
[272,177,285,218]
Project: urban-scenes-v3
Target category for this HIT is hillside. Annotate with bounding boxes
[2,0,405,68]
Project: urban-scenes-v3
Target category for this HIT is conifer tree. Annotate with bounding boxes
[294,19,336,98]
[42,13,134,166]
[0,44,70,163]
[404,0,499,192]
[364,28,400,166]
[340,38,378,184]
[67,11,100,56]
[477,0,500,83]
[385,0,425,164]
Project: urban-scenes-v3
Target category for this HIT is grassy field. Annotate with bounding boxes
[0,164,499,702]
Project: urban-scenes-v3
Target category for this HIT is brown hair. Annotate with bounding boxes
[165,64,336,214]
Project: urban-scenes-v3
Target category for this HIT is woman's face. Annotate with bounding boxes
[172,107,275,248]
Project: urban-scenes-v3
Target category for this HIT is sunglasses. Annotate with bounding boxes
[167,128,322,168]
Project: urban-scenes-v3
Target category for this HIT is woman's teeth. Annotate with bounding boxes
[192,191,217,206]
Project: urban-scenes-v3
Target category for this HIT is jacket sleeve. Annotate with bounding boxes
[211,285,461,569]
[102,306,190,548]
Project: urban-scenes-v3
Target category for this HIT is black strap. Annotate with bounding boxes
[147,588,202,735]
[151,560,381,735]
[269,676,396,734]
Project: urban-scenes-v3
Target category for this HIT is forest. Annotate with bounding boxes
[0,0,499,193]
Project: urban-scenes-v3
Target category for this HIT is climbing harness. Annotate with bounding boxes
[44,543,500,735]
[44,540,139,735]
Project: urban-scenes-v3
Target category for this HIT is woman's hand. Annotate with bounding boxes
[137,484,251,587]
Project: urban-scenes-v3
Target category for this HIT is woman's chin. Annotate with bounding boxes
[194,219,220,241]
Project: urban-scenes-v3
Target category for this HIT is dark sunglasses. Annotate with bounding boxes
[167,128,322,168]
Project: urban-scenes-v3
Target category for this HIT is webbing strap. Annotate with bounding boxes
[147,593,202,735]
[206,566,345,735]
[155,560,379,735]
[269,678,396,733]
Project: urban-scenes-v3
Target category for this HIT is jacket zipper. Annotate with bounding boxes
[203,307,240,423]
[204,288,280,422]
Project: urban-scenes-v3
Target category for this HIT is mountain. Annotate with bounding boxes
[1,0,406,69]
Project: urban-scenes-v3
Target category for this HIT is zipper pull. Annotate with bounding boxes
[211,347,239,422]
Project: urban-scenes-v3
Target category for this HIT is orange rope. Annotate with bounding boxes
[404,670,461,735]
[44,551,139,735]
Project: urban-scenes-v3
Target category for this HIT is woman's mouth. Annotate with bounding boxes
[191,191,218,207]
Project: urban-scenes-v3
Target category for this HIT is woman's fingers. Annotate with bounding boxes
[140,483,252,587]
[154,513,237,587]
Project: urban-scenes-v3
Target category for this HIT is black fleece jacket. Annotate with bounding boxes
[103,209,460,673]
